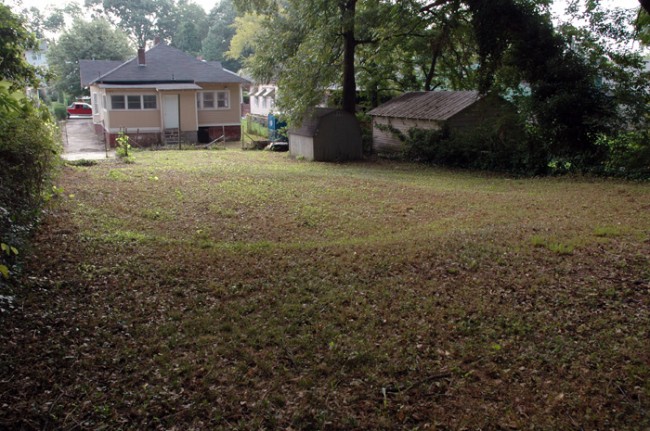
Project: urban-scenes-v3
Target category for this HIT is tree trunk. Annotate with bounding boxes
[641,0,650,14]
[341,0,357,115]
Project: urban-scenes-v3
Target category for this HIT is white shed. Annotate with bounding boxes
[289,108,362,162]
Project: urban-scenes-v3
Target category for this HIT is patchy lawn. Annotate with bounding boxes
[1,149,649,430]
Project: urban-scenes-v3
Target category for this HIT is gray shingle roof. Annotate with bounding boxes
[85,43,249,85]
[289,108,337,137]
[368,91,482,121]
[79,60,124,87]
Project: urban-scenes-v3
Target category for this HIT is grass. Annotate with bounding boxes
[1,149,649,430]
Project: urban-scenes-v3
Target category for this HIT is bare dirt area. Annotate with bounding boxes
[1,150,649,430]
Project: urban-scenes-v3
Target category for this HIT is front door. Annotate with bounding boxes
[163,94,179,129]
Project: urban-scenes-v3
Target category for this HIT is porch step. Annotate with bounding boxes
[164,128,180,144]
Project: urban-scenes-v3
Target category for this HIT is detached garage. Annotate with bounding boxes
[289,108,362,162]
[368,91,515,154]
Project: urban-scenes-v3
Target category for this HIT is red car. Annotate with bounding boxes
[67,102,92,117]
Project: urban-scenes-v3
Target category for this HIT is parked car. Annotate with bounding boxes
[67,102,92,117]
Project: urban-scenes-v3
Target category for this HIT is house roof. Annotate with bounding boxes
[79,60,125,87]
[82,43,249,86]
[368,91,482,121]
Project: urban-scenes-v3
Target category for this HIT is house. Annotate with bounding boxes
[288,108,362,161]
[368,91,516,154]
[249,83,278,120]
[80,42,250,146]
[24,40,49,69]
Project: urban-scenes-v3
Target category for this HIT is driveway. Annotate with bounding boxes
[61,118,115,161]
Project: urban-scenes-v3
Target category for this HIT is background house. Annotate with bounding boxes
[368,91,516,154]
[80,42,250,147]
[249,83,278,122]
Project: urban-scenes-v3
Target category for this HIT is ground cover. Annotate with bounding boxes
[1,149,649,430]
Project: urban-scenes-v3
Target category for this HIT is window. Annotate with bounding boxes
[253,96,258,107]
[262,97,267,109]
[203,92,215,108]
[103,95,107,110]
[111,95,125,110]
[143,95,157,109]
[110,94,157,110]
[127,95,141,110]
[92,93,98,112]
[198,91,229,109]
[217,91,228,108]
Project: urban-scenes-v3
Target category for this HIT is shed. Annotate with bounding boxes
[289,108,362,161]
[368,91,515,154]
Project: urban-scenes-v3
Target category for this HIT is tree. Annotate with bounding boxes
[0,4,39,90]
[47,18,133,97]
[164,0,209,54]
[233,0,417,121]
[0,5,60,281]
[85,0,175,47]
[20,4,82,39]
[202,0,241,70]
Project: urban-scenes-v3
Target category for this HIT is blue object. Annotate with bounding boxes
[268,113,287,141]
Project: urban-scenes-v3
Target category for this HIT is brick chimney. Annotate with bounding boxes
[138,47,145,66]
[154,36,161,46]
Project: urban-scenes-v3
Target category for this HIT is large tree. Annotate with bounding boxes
[0,4,39,91]
[47,18,133,97]
[233,0,417,121]
[85,0,175,47]
[202,0,241,70]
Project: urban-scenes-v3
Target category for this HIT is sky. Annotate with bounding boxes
[5,0,643,15]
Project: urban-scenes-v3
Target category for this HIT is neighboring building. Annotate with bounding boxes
[24,40,48,69]
[79,42,250,147]
[288,108,362,162]
[368,91,515,154]
[24,40,49,101]
[249,83,278,120]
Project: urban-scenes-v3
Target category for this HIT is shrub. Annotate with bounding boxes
[402,118,529,174]
[596,131,650,179]
[115,131,135,163]
[0,97,61,280]
[50,102,67,121]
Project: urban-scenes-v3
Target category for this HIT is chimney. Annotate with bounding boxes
[138,47,145,66]
[154,36,161,46]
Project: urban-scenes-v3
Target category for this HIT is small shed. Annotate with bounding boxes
[368,91,515,154]
[289,108,362,161]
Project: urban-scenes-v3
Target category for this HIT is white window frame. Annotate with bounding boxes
[110,94,158,110]
[197,90,229,110]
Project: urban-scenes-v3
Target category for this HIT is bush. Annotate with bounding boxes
[51,102,67,121]
[596,131,650,179]
[402,118,530,174]
[0,98,61,280]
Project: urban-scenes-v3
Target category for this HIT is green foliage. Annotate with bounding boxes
[167,2,209,55]
[401,117,530,173]
[50,102,67,121]
[115,132,135,163]
[47,18,133,97]
[85,0,175,47]
[202,0,241,71]
[596,131,650,179]
[0,5,39,90]
[0,99,61,280]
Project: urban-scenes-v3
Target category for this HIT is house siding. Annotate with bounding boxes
[197,83,241,126]
[179,92,198,132]
[109,110,161,130]
[372,116,440,154]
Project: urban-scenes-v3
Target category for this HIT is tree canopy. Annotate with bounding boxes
[47,18,133,97]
